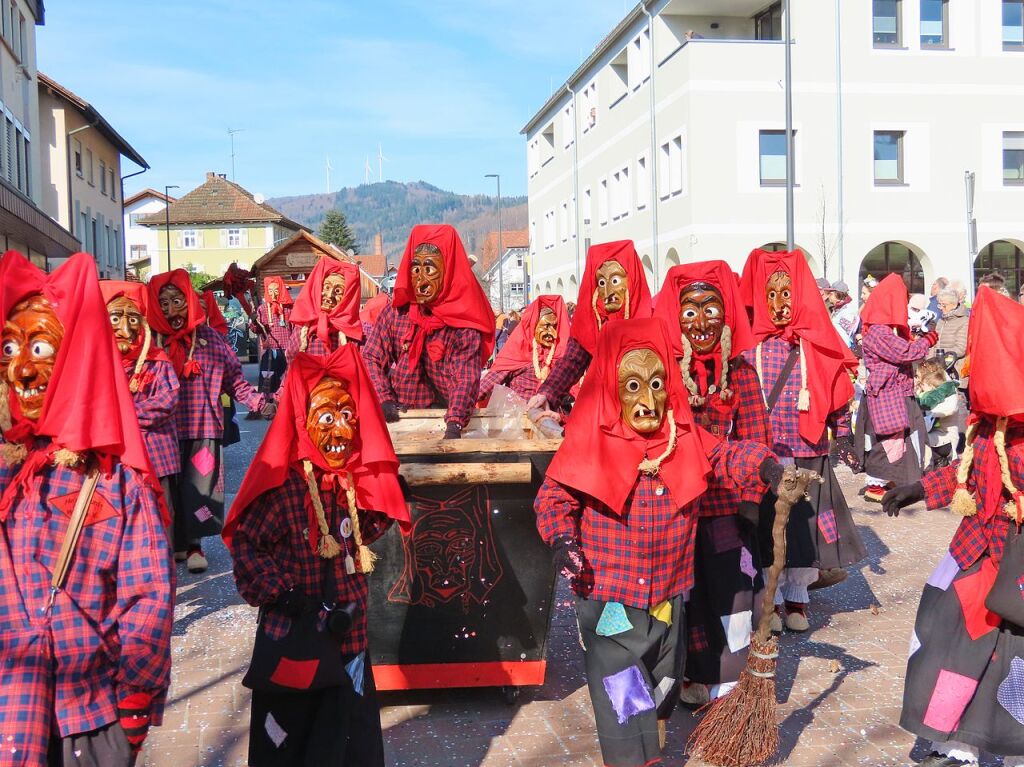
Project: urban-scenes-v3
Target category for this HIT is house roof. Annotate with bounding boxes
[354,253,387,277]
[479,229,530,272]
[138,172,307,230]
[124,188,177,207]
[38,72,148,168]
[251,229,382,291]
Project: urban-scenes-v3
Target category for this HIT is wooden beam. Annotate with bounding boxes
[399,462,533,486]
[393,438,562,456]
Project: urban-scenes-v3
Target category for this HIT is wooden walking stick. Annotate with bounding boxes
[687,465,821,767]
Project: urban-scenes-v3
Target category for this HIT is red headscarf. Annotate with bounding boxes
[223,344,410,552]
[392,224,496,366]
[569,240,653,355]
[201,290,229,336]
[546,317,712,513]
[263,275,293,325]
[859,273,911,339]
[488,295,571,377]
[966,287,1024,421]
[740,248,856,444]
[147,269,206,377]
[359,291,390,326]
[289,258,363,345]
[0,252,168,525]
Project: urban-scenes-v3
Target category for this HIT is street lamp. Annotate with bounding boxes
[164,184,179,273]
[485,173,503,312]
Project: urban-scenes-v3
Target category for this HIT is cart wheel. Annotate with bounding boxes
[501,686,520,705]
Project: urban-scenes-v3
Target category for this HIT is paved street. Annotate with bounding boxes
[140,365,998,767]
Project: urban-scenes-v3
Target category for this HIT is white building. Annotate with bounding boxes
[123,188,175,278]
[522,0,1024,298]
[478,229,530,310]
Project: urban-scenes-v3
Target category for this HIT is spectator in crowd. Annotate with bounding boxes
[978,271,1010,297]
[829,280,858,348]
[684,29,704,39]
[816,277,832,311]
[933,287,969,375]
[926,277,949,316]
[915,358,966,471]
[948,279,969,313]
[860,275,878,305]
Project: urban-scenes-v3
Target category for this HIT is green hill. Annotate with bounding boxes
[269,181,528,262]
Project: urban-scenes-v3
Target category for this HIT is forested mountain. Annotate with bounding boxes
[269,181,527,261]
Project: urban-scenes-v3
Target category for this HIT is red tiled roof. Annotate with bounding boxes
[137,172,306,230]
[354,253,387,277]
[479,229,529,272]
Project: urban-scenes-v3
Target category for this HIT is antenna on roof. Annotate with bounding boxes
[377,143,388,182]
[228,128,245,181]
[326,154,333,194]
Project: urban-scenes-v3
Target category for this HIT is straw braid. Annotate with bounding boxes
[344,472,377,573]
[299,324,309,352]
[718,325,733,402]
[950,420,980,517]
[992,417,1024,524]
[532,340,556,381]
[797,339,810,412]
[338,331,347,347]
[637,410,678,476]
[591,288,630,332]
[678,335,705,407]
[0,381,26,465]
[129,323,152,393]
[302,459,342,559]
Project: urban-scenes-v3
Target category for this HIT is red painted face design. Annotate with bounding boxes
[158,284,189,332]
[678,283,724,354]
[766,271,793,327]
[107,295,144,355]
[1,296,64,420]
[305,377,356,470]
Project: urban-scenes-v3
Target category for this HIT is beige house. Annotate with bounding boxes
[37,72,148,278]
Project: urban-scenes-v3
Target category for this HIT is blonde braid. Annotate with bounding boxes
[677,335,704,406]
[345,472,377,574]
[338,331,348,347]
[130,323,152,393]
[797,339,810,412]
[302,459,342,559]
[718,325,733,402]
[638,410,678,476]
[0,380,27,465]
[591,288,602,331]
[993,417,1024,523]
[532,340,556,381]
[187,329,197,363]
[950,420,980,517]
[299,324,310,352]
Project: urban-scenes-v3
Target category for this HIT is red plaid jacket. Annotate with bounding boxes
[175,324,266,440]
[745,336,851,459]
[479,365,543,403]
[537,337,591,407]
[285,329,339,365]
[861,325,931,436]
[128,358,180,479]
[231,470,394,656]
[252,303,293,356]
[0,450,173,763]
[362,304,483,429]
[535,439,771,609]
[690,359,773,518]
[921,420,1024,569]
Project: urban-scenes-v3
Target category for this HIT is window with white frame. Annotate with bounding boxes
[543,209,556,250]
[1005,1,1024,49]
[570,195,577,238]
[636,154,650,209]
[541,123,555,166]
[873,130,905,184]
[560,201,569,242]
[562,104,574,148]
[920,0,948,47]
[528,138,540,178]
[582,187,592,227]
[86,148,94,185]
[659,134,684,198]
[582,82,598,132]
[608,48,629,106]
[129,213,144,228]
[873,0,902,47]
[109,168,116,200]
[227,228,243,247]
[74,139,82,177]
[530,220,537,253]
[759,130,791,186]
[628,29,651,90]
[100,160,107,194]
[598,177,609,225]
[612,165,631,220]
[1004,131,1024,185]
[509,282,525,302]
[182,229,199,249]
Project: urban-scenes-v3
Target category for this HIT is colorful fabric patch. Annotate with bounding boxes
[191,446,216,477]
[922,669,978,732]
[194,505,213,523]
[710,516,743,554]
[739,546,757,580]
[720,611,753,654]
[596,602,633,636]
[908,630,921,659]
[264,712,287,748]
[926,552,960,591]
[649,600,673,627]
[997,656,1024,726]
[270,657,319,690]
[345,652,366,696]
[602,666,656,725]
[953,566,1001,641]
[51,491,119,526]
[689,625,709,653]
[817,507,839,544]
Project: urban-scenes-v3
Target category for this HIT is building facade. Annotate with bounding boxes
[123,188,174,279]
[139,172,306,278]
[523,0,1024,298]
[478,229,530,310]
[37,73,148,279]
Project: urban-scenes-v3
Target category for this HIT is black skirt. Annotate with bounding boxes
[758,456,866,569]
[170,438,224,546]
[855,396,928,486]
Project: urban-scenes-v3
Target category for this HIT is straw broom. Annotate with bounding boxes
[687,465,821,767]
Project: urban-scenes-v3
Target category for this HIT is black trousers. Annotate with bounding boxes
[48,722,134,767]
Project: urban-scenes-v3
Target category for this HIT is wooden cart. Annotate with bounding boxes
[368,408,561,699]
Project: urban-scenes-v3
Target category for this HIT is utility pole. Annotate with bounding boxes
[784,0,795,251]
[486,174,504,312]
[965,171,978,295]
[228,128,244,181]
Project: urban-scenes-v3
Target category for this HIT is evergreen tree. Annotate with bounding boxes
[319,209,358,253]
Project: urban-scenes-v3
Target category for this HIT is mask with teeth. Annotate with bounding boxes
[411,244,445,305]
[534,308,558,348]
[766,270,793,328]
[158,284,190,333]
[306,377,357,470]
[618,348,668,434]
[596,259,628,315]
[268,282,280,301]
[320,274,346,311]
[107,295,145,355]
[678,282,724,355]
[1,295,64,421]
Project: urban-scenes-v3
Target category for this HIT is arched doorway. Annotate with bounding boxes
[641,254,655,292]
[759,242,819,276]
[568,274,579,299]
[974,240,1024,295]
[556,277,565,298]
[860,241,925,294]
[663,247,680,280]
[544,280,552,293]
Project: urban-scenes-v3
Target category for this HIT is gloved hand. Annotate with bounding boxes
[117,691,153,754]
[551,535,585,583]
[382,400,401,423]
[833,435,861,473]
[882,482,924,517]
[326,602,357,638]
[444,422,462,440]
[758,457,786,494]
[922,330,939,347]
[526,393,549,412]
[273,589,309,617]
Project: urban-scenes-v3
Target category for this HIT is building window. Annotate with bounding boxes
[227,228,243,247]
[74,140,83,177]
[582,82,598,132]
[754,2,782,41]
[17,11,24,60]
[86,148,94,185]
[100,161,107,194]
[759,130,791,186]
[611,166,631,220]
[873,130,905,184]
[182,230,199,249]
[582,187,592,228]
[562,105,574,149]
[873,0,902,47]
[636,154,649,210]
[1005,131,1024,185]
[609,48,629,106]
[628,29,651,90]
[975,240,1024,295]
[541,123,555,166]
[560,200,569,242]
[529,220,537,254]
[920,0,948,47]
[528,138,539,178]
[543,209,555,250]
[1005,1,1024,49]
[109,169,116,200]
[130,244,147,261]
[509,282,525,302]
[4,118,12,185]
[598,177,609,226]
[129,213,143,227]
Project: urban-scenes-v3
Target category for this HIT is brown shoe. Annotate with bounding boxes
[784,601,809,632]
[769,606,783,634]
[186,548,208,574]
[809,568,848,591]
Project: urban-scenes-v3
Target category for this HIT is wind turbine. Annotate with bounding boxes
[325,155,333,194]
[377,143,388,182]
[364,156,372,185]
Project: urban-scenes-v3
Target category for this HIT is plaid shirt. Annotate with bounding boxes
[231,470,394,656]
[252,303,293,356]
[175,324,266,440]
[861,325,931,436]
[129,358,180,478]
[479,365,543,403]
[537,337,591,407]
[746,336,851,459]
[921,420,1023,570]
[535,439,770,609]
[362,304,483,429]
[0,452,173,762]
[285,328,337,365]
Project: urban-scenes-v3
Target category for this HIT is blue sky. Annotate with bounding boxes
[38,1,626,200]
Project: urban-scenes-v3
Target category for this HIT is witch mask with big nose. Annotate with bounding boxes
[1,295,64,421]
[766,270,793,328]
[411,244,445,305]
[618,348,667,434]
[596,260,628,315]
[306,377,357,471]
[678,282,724,354]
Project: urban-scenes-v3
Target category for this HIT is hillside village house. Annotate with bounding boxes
[139,171,306,276]
[523,0,1024,297]
[477,228,530,309]
[123,187,175,279]
[38,73,148,279]
[251,229,382,302]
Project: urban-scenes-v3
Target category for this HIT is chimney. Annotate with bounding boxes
[206,171,216,181]
[373,233,383,255]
